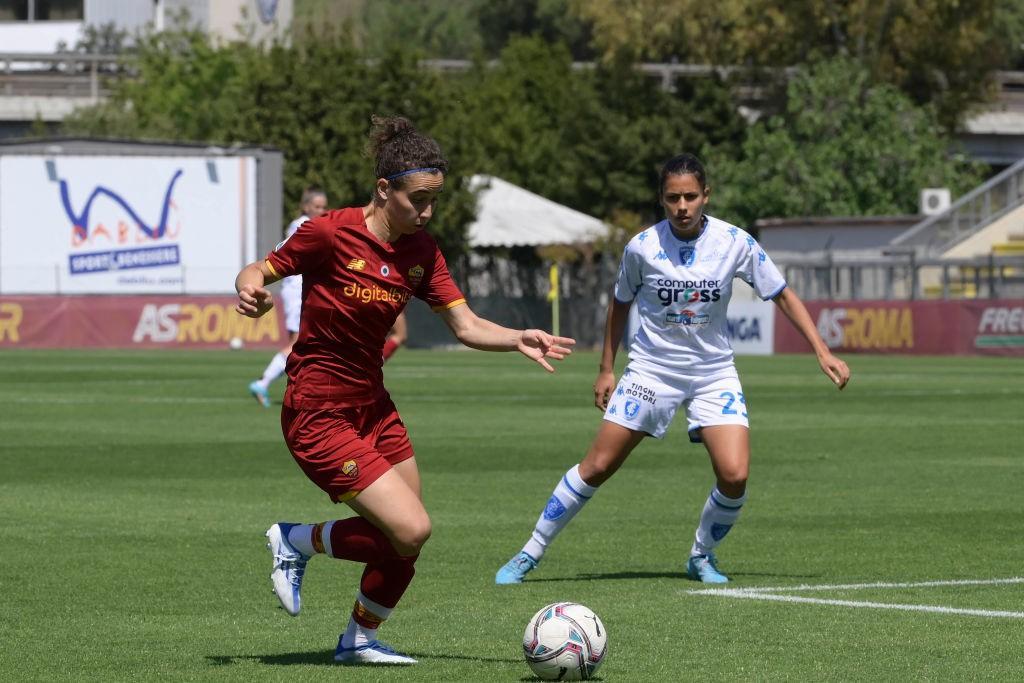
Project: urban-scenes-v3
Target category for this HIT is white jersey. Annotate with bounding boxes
[278,215,309,331]
[614,215,786,374]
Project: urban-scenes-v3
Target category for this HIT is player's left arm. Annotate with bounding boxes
[439,303,575,373]
[772,287,851,389]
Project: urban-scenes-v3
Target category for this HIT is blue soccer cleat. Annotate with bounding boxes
[686,553,729,583]
[495,551,538,585]
[249,380,271,408]
[266,522,309,616]
[335,638,418,665]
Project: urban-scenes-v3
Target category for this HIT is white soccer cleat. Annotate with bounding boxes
[334,639,418,665]
[265,522,308,616]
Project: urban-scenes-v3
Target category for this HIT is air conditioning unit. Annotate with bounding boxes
[920,188,951,216]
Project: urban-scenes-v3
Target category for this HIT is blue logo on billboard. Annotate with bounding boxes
[679,246,696,266]
[624,399,641,418]
[542,495,567,520]
[57,166,184,275]
[69,245,181,274]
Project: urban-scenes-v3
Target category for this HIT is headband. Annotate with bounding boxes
[384,167,442,181]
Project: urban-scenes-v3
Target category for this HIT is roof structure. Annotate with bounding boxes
[467,175,606,248]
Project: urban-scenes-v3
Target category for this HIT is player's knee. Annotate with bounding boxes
[392,517,432,554]
[716,470,747,496]
[578,458,615,487]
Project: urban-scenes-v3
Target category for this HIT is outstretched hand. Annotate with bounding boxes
[819,351,851,390]
[236,284,274,318]
[517,329,575,372]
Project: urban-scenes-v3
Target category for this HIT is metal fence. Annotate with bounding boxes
[777,254,1024,301]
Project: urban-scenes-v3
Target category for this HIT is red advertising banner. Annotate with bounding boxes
[774,299,1024,356]
[0,296,285,349]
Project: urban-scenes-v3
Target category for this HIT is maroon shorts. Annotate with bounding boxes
[280,396,414,503]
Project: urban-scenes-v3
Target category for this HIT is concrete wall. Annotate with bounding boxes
[755,216,920,254]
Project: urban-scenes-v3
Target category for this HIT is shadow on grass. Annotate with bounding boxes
[207,651,521,667]
[521,569,822,583]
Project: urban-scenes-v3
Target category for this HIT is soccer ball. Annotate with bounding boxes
[228,336,245,350]
[523,602,607,681]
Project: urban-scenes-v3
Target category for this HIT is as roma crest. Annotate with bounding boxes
[408,265,425,287]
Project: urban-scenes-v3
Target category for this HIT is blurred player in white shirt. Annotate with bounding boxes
[497,153,850,584]
[249,186,328,407]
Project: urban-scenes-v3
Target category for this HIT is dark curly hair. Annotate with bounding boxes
[367,115,448,187]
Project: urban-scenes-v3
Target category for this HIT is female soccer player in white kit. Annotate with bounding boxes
[249,186,328,407]
[496,153,850,584]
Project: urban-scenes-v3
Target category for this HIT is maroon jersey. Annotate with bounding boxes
[266,206,465,408]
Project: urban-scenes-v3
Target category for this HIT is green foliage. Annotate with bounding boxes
[569,0,1024,131]
[64,27,473,255]
[709,59,982,227]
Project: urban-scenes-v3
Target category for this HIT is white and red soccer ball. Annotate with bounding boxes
[523,602,607,681]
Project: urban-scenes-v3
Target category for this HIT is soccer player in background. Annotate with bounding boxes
[235,115,574,665]
[248,186,328,407]
[496,153,850,585]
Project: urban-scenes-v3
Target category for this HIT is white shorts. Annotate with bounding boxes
[279,276,302,333]
[602,363,748,441]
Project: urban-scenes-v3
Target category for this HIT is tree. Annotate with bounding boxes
[569,0,1024,130]
[63,27,474,256]
[708,58,981,227]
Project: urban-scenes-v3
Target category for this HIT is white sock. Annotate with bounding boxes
[690,487,746,557]
[522,465,598,561]
[341,592,392,649]
[257,352,287,389]
[286,521,335,557]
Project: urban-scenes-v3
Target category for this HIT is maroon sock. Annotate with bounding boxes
[326,516,405,562]
[357,556,417,615]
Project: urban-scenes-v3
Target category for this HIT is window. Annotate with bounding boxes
[36,0,83,20]
[0,1,30,22]
[0,0,83,21]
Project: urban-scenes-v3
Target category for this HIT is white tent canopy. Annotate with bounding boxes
[467,175,607,248]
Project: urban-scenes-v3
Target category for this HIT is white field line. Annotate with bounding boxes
[687,577,1024,619]
[691,577,1024,594]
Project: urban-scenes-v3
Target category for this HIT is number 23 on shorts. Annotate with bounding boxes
[720,391,747,417]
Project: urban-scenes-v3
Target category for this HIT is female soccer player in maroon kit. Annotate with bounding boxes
[234,116,574,665]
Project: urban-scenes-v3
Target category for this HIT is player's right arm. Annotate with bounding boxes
[594,296,632,410]
[236,211,333,319]
[234,260,280,318]
[595,237,643,409]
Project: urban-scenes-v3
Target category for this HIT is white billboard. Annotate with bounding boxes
[725,299,775,355]
[0,155,257,294]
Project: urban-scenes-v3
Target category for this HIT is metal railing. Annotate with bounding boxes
[4,51,1024,100]
[890,156,1024,255]
[777,253,1024,301]
[0,52,126,100]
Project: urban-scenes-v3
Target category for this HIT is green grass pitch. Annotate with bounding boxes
[0,349,1021,681]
